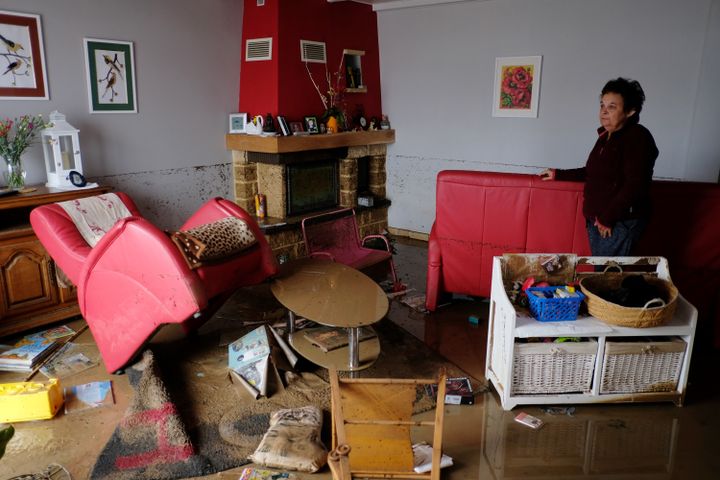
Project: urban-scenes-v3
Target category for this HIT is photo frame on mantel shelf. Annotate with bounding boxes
[492,55,542,118]
[229,113,247,133]
[83,38,137,113]
[304,116,319,134]
[0,10,49,100]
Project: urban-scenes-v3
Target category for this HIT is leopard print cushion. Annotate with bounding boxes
[171,217,257,269]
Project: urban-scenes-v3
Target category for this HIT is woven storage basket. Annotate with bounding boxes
[600,337,686,394]
[579,274,678,328]
[511,340,597,394]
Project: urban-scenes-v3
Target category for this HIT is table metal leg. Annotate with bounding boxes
[287,310,296,334]
[348,327,359,370]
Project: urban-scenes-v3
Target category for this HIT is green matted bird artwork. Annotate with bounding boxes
[0,9,49,100]
[83,38,137,113]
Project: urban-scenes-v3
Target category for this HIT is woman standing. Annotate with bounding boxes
[540,77,658,256]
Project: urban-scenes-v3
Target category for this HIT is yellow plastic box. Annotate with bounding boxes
[0,379,63,423]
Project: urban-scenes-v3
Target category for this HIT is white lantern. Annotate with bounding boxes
[41,111,84,189]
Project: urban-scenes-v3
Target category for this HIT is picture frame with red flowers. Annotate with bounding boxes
[492,55,542,118]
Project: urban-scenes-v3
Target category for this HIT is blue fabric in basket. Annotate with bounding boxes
[526,286,585,322]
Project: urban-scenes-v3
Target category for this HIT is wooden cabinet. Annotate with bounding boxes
[0,185,110,337]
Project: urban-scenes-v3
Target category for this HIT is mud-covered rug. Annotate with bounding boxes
[90,287,482,479]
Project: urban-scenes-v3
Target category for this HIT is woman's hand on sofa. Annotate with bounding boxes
[539,168,556,181]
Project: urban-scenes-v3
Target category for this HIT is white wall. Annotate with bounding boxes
[378,0,720,233]
[0,0,243,228]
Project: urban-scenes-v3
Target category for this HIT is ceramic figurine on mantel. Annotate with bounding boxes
[41,111,92,189]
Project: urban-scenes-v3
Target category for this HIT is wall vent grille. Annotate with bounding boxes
[246,37,272,61]
[300,40,327,63]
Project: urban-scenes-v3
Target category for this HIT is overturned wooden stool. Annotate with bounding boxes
[328,367,447,480]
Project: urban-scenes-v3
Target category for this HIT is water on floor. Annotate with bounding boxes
[1,237,718,479]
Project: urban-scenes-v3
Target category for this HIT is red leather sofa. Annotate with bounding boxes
[426,170,720,347]
[30,193,278,372]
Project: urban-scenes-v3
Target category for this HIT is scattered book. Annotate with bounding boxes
[64,380,115,414]
[425,377,474,405]
[400,293,428,313]
[0,336,58,372]
[0,325,77,373]
[302,326,376,353]
[514,411,544,429]
[39,343,98,379]
[412,442,454,473]
[239,467,298,480]
[228,325,297,400]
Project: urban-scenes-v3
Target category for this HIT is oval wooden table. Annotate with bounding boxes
[271,258,389,371]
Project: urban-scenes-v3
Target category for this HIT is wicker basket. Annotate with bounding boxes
[600,337,686,394]
[579,274,678,328]
[511,340,598,394]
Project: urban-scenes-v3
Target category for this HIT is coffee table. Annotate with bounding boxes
[271,258,389,371]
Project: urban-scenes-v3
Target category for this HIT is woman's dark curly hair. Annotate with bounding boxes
[601,77,645,116]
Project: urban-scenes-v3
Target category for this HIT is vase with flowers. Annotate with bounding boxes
[0,114,51,189]
[305,55,347,133]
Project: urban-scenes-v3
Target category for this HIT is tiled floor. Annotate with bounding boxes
[1,237,719,479]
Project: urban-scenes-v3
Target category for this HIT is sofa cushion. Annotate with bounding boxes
[171,217,257,268]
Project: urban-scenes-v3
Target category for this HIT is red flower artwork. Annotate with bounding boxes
[500,65,534,109]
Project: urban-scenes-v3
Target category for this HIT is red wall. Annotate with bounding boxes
[239,0,382,125]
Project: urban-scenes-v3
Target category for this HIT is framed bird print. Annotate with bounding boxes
[83,38,137,113]
[0,10,49,100]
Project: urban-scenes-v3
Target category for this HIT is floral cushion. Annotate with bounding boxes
[171,217,257,269]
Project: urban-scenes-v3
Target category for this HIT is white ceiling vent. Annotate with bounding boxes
[246,37,272,61]
[300,40,327,63]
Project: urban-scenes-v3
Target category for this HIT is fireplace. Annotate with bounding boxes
[227,130,394,261]
[286,160,338,216]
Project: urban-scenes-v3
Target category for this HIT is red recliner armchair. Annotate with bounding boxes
[30,192,278,373]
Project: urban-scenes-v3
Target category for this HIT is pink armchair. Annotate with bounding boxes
[30,193,278,373]
[301,208,402,290]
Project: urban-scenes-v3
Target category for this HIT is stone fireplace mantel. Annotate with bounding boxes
[226,129,395,154]
[227,130,395,261]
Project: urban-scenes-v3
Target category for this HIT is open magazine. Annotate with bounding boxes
[228,325,297,400]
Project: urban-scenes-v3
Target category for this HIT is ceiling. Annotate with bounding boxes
[327,0,479,12]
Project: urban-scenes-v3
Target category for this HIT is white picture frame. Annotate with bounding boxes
[492,55,542,118]
[229,113,247,133]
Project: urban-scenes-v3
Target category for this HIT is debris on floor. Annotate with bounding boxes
[541,406,576,416]
[412,442,454,473]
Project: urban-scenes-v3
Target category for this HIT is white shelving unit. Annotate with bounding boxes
[486,255,697,411]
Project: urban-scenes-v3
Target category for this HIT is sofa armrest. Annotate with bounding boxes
[79,216,206,319]
[362,234,392,252]
[181,197,278,279]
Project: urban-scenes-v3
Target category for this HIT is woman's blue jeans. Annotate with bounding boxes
[586,218,648,257]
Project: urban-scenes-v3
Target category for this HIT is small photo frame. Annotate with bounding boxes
[229,113,247,133]
[84,38,137,113]
[0,10,49,100]
[492,55,542,118]
[304,116,319,134]
[276,115,291,136]
[289,121,304,134]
